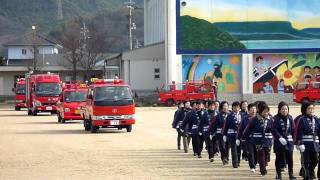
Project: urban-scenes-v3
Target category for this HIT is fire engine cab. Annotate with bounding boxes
[57,83,88,123]
[158,81,216,106]
[25,73,62,116]
[12,78,26,110]
[81,79,135,133]
[293,81,320,103]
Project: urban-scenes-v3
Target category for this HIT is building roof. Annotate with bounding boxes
[4,32,62,47]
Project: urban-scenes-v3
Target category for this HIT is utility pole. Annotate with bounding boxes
[57,0,63,20]
[32,25,37,73]
[124,0,136,50]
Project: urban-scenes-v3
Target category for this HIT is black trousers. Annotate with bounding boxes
[192,134,204,156]
[176,129,183,148]
[275,150,293,176]
[182,134,191,153]
[229,141,241,166]
[257,147,270,174]
[204,135,215,159]
[218,137,229,162]
[302,150,318,179]
[247,142,257,169]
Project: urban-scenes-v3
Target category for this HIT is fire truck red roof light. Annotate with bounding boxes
[92,79,124,84]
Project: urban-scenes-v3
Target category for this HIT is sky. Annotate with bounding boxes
[180,0,320,29]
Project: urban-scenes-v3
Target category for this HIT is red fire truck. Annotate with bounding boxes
[57,83,88,123]
[12,78,26,110]
[158,81,216,106]
[293,81,320,103]
[81,79,135,133]
[25,73,62,116]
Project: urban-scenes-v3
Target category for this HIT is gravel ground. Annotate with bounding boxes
[0,105,319,180]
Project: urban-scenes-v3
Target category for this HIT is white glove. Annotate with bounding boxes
[223,135,227,142]
[279,137,287,146]
[199,132,202,136]
[180,129,184,133]
[299,144,305,153]
[210,135,213,140]
[236,139,241,146]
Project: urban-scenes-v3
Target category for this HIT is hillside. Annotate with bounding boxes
[213,21,320,40]
[0,0,143,55]
[179,15,246,51]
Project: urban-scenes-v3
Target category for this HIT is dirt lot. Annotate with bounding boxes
[0,105,319,180]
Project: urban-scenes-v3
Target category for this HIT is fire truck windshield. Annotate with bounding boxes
[94,86,133,106]
[16,84,26,95]
[35,83,61,96]
[64,91,87,102]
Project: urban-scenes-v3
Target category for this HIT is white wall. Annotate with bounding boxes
[8,46,57,60]
[144,0,165,45]
[129,59,165,90]
[122,43,166,90]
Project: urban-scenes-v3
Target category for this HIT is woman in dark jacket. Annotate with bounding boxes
[243,101,273,176]
[272,102,296,179]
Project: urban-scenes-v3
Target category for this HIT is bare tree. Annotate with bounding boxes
[79,23,115,80]
[56,19,83,81]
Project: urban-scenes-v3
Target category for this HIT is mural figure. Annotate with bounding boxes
[253,53,320,93]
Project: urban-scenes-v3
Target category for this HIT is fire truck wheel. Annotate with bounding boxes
[32,110,37,116]
[15,106,20,111]
[61,118,66,123]
[28,110,32,116]
[90,125,98,133]
[165,99,174,107]
[126,125,132,132]
[84,120,91,131]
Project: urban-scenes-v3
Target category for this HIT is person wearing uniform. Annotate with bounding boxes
[181,101,206,158]
[238,103,257,173]
[243,101,273,176]
[210,101,230,165]
[199,101,217,162]
[296,102,320,180]
[172,102,185,150]
[223,101,243,168]
[179,101,193,153]
[272,102,296,179]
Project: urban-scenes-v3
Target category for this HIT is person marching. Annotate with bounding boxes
[237,103,257,173]
[199,101,217,162]
[210,101,230,165]
[179,101,193,153]
[296,102,320,180]
[243,101,273,176]
[240,100,249,116]
[223,101,243,168]
[272,102,296,180]
[181,101,206,158]
[172,102,185,150]
[239,100,249,161]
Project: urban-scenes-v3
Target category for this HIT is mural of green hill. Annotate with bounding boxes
[179,16,246,50]
[213,21,320,40]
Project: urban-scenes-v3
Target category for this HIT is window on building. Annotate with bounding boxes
[154,68,160,80]
[22,49,27,55]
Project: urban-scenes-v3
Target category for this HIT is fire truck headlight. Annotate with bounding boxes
[16,100,24,103]
[92,116,104,120]
[33,100,41,107]
[64,108,70,112]
[123,115,135,119]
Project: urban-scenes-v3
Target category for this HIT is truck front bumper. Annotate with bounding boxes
[92,119,135,127]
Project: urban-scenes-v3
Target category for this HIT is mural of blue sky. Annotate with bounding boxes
[181,0,320,29]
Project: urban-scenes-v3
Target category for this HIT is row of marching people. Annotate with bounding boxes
[172,100,320,180]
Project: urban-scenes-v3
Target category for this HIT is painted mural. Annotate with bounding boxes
[177,0,320,54]
[253,53,320,94]
[182,55,242,93]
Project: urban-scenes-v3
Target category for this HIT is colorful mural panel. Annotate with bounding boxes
[177,0,320,54]
[182,55,242,93]
[253,53,320,94]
